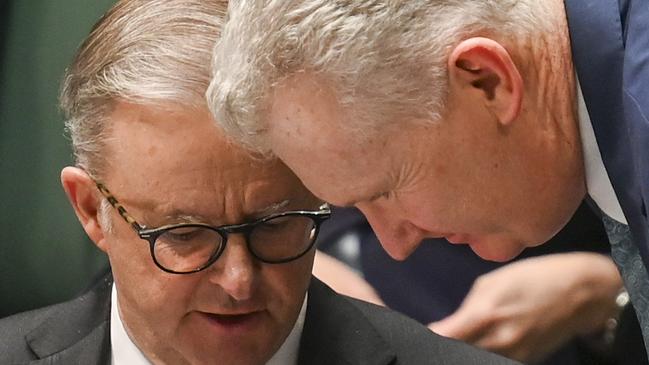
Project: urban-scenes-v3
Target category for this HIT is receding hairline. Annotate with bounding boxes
[60,0,228,179]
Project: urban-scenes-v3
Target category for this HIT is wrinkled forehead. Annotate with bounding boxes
[100,102,314,220]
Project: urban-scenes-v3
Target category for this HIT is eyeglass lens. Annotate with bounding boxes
[152,215,317,272]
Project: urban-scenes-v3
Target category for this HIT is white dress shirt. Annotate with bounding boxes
[577,77,628,225]
[110,284,307,365]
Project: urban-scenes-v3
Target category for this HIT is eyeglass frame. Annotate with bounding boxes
[94,181,331,274]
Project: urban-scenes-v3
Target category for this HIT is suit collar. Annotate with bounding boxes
[25,274,112,364]
[565,0,649,262]
[564,0,631,214]
[298,278,395,365]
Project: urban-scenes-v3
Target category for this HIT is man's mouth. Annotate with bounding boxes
[199,310,265,333]
[206,312,259,324]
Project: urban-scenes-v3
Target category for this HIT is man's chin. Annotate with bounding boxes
[467,239,525,263]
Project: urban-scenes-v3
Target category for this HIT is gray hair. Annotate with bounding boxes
[99,198,115,233]
[60,0,227,179]
[208,0,556,153]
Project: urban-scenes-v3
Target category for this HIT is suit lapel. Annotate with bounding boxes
[27,324,110,365]
[25,274,113,365]
[298,278,395,365]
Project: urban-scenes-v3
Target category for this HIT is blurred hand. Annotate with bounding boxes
[312,250,385,306]
[429,252,622,363]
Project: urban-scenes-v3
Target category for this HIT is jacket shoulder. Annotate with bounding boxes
[0,301,72,362]
[304,277,518,364]
[0,273,112,364]
[345,296,518,364]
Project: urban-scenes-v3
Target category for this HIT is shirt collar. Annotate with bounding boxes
[576,76,627,224]
[266,291,307,365]
[110,284,307,365]
[110,284,151,365]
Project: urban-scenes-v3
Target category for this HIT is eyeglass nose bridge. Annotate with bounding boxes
[219,221,258,245]
[220,222,255,235]
[218,223,264,261]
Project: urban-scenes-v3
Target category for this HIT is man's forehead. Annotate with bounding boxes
[288,152,388,207]
[101,103,310,222]
[105,102,266,171]
[268,74,346,143]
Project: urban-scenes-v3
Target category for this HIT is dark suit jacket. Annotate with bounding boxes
[564,0,649,269]
[0,273,516,365]
[319,204,647,365]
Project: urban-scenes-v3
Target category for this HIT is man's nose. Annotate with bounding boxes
[357,203,424,260]
[206,234,257,301]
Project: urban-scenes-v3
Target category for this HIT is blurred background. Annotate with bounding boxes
[0,0,114,318]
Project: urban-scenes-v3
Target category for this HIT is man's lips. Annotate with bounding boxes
[198,310,266,333]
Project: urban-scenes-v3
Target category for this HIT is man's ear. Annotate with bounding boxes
[61,167,109,253]
[448,37,523,125]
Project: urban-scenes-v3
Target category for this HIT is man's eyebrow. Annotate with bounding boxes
[160,212,211,225]
[253,199,291,217]
[368,191,389,202]
[146,200,292,227]
[338,191,385,208]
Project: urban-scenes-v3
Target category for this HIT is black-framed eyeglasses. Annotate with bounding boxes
[94,182,330,274]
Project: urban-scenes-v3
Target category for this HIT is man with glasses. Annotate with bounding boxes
[0,1,514,364]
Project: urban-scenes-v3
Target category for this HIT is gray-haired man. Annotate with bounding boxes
[208,0,649,357]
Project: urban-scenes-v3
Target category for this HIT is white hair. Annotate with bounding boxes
[60,0,227,179]
[208,0,556,153]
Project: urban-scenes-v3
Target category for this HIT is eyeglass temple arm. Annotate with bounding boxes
[94,182,145,231]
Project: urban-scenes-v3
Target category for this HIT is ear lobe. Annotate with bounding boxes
[60,167,109,252]
[449,37,523,125]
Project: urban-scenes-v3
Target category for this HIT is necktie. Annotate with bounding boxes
[602,214,649,354]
